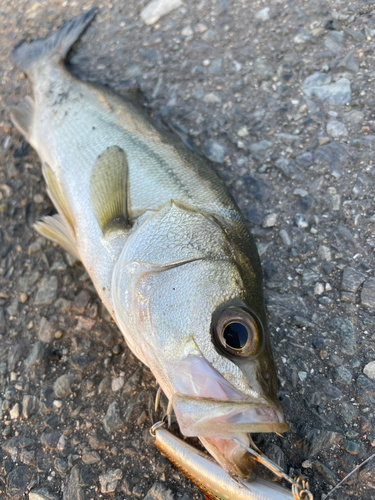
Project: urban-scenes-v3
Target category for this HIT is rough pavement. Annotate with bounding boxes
[1,0,375,499]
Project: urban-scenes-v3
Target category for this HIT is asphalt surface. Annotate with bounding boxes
[1,1,375,499]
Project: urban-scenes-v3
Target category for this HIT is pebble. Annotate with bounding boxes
[330,317,356,355]
[279,229,291,247]
[314,283,324,296]
[103,401,123,434]
[41,431,61,450]
[237,126,249,137]
[53,374,73,399]
[64,465,84,500]
[317,245,331,262]
[274,158,296,178]
[302,78,351,105]
[209,59,222,76]
[38,317,55,344]
[256,7,270,22]
[363,361,375,381]
[6,466,32,498]
[202,93,221,104]
[99,469,123,493]
[54,457,68,474]
[343,109,364,125]
[35,276,58,305]
[111,375,125,392]
[22,395,38,419]
[294,214,308,229]
[296,152,312,167]
[73,290,91,313]
[82,450,101,465]
[20,292,28,303]
[306,429,343,457]
[361,278,375,308]
[201,139,226,163]
[144,482,175,500]
[10,402,20,419]
[344,439,360,455]
[24,341,45,367]
[334,366,352,385]
[140,0,183,25]
[340,266,366,303]
[29,488,58,500]
[262,213,278,228]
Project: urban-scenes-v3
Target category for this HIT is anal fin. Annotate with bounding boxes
[34,214,79,260]
[90,145,129,235]
[9,96,34,139]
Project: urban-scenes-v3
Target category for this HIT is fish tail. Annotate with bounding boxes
[11,8,98,74]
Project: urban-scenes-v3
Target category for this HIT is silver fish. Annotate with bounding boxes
[10,10,288,482]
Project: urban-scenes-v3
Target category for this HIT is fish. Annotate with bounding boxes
[10,9,288,486]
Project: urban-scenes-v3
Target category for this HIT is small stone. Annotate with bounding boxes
[54,457,68,474]
[201,139,226,163]
[209,59,222,76]
[41,431,60,450]
[64,465,85,500]
[295,214,308,229]
[302,78,351,105]
[140,0,183,25]
[311,460,338,487]
[192,90,203,99]
[296,152,312,167]
[35,276,58,305]
[202,93,221,104]
[317,245,331,262]
[294,188,308,197]
[38,317,55,343]
[330,317,356,355]
[73,290,91,313]
[298,371,307,382]
[263,213,278,228]
[82,450,101,465]
[181,25,193,37]
[99,469,123,493]
[343,110,364,125]
[6,466,32,498]
[279,229,291,247]
[237,126,249,137]
[337,50,359,73]
[22,395,38,419]
[314,283,324,296]
[306,429,343,456]
[302,72,331,89]
[24,341,45,367]
[20,449,35,466]
[363,361,375,381]
[340,402,357,424]
[29,488,58,500]
[344,440,360,455]
[334,366,352,385]
[53,374,73,399]
[144,482,175,500]
[103,402,123,434]
[10,402,20,419]
[20,293,28,303]
[327,120,347,137]
[340,267,366,303]
[111,376,125,392]
[275,157,296,178]
[256,7,270,21]
[361,278,375,308]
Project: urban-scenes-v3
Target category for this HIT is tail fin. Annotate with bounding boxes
[12,8,97,73]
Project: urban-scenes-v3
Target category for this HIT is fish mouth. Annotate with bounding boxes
[173,394,288,438]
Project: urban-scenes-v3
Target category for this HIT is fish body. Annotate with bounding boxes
[10,10,287,481]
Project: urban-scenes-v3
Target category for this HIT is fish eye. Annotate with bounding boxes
[213,308,261,357]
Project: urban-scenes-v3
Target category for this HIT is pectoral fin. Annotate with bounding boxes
[34,214,79,260]
[90,145,129,235]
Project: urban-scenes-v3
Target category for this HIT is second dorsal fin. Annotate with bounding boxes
[90,145,129,235]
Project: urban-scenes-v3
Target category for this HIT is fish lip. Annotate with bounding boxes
[173,394,289,438]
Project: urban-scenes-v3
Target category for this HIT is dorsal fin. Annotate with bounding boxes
[90,145,129,235]
[34,214,79,260]
[42,162,75,235]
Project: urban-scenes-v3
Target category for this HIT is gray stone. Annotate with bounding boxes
[279,229,291,247]
[73,290,91,313]
[35,276,58,305]
[6,465,32,498]
[295,214,308,230]
[302,78,351,105]
[144,482,175,500]
[305,429,343,457]
[82,450,101,465]
[10,402,20,419]
[302,72,331,89]
[41,432,60,450]
[209,59,222,76]
[254,57,273,78]
[22,395,38,419]
[263,213,278,228]
[324,31,344,54]
[24,341,45,367]
[340,402,357,424]
[38,317,55,343]
[330,317,356,355]
[99,468,123,493]
[53,374,74,399]
[337,50,359,73]
[63,465,85,500]
[140,0,183,25]
[249,140,273,159]
[265,291,308,319]
[275,158,296,178]
[334,366,352,385]
[312,460,338,487]
[54,457,68,474]
[361,278,375,308]
[0,306,5,327]
[201,139,226,163]
[103,401,123,434]
[20,449,35,466]
[344,440,360,455]
[363,361,375,381]
[343,110,364,125]
[29,488,58,500]
[296,152,312,167]
[124,65,142,80]
[327,120,347,138]
[341,267,366,300]
[192,90,203,99]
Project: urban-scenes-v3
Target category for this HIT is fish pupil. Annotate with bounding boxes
[223,322,248,350]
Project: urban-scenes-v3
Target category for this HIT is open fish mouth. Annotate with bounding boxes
[173,394,289,438]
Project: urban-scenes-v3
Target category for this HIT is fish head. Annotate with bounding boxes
[112,203,288,478]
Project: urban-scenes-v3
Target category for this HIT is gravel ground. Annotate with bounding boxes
[1,0,375,499]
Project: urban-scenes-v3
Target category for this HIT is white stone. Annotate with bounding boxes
[112,375,125,392]
[263,213,278,228]
[181,25,193,37]
[314,283,324,295]
[256,7,270,21]
[10,403,20,419]
[141,0,183,25]
[202,93,221,104]
[363,361,375,381]
[237,126,249,137]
